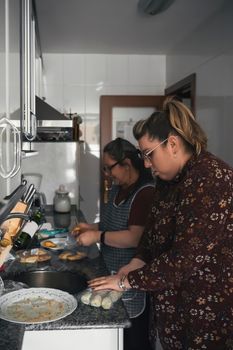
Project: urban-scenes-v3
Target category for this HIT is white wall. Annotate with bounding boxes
[166,1,233,166]
[26,54,166,222]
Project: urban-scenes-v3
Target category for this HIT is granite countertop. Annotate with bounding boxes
[0,207,130,350]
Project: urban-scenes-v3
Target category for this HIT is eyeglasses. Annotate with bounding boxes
[142,138,168,162]
[102,160,122,174]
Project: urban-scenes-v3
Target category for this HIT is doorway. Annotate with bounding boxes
[165,73,196,115]
[99,95,166,204]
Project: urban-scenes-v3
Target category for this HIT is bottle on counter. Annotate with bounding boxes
[13,221,39,251]
[31,209,45,225]
[53,185,71,213]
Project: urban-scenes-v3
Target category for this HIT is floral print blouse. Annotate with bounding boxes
[128,151,233,350]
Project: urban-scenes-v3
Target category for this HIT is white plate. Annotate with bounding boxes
[0,288,77,324]
[40,238,67,251]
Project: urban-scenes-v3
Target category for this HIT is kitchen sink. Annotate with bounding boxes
[9,270,87,294]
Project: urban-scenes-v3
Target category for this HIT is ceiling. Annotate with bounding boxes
[35,0,227,55]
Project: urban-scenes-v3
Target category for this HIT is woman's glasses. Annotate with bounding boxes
[103,159,123,174]
[141,138,168,162]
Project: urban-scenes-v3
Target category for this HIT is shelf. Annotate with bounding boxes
[21,150,39,158]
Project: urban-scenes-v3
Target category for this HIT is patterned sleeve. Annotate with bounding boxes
[128,163,233,291]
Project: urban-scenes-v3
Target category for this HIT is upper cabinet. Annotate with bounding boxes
[0,0,21,179]
[0,0,21,122]
[0,0,40,181]
[21,0,37,141]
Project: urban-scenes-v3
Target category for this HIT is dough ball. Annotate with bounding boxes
[81,290,92,305]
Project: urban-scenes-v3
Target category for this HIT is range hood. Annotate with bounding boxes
[21,96,81,142]
[36,96,72,127]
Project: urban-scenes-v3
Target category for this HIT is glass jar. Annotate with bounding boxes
[53,185,71,213]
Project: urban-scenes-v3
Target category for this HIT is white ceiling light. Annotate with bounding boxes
[138,0,175,15]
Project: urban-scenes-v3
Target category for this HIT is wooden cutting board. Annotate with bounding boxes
[0,201,28,245]
[0,245,12,268]
[1,201,27,233]
[0,201,28,268]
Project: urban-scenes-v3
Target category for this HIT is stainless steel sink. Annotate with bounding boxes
[11,270,87,294]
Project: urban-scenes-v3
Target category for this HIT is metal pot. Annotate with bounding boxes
[11,271,87,294]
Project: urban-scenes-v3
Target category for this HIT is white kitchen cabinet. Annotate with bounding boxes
[0,0,40,195]
[22,329,123,350]
[0,0,21,195]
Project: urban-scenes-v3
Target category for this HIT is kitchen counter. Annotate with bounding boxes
[0,207,130,350]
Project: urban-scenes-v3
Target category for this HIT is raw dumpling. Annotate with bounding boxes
[101,291,122,309]
[101,296,112,310]
[90,290,108,307]
[80,290,92,305]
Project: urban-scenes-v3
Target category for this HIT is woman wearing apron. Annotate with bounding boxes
[73,138,155,350]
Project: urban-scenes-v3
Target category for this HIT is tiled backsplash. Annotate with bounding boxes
[38,54,166,222]
[41,54,166,114]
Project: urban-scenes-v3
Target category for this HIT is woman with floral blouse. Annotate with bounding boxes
[89,96,233,350]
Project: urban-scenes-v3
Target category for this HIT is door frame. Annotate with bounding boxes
[100,95,165,156]
[165,73,196,115]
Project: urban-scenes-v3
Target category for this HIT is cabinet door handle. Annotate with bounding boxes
[0,117,21,178]
[22,0,37,141]
[11,120,21,177]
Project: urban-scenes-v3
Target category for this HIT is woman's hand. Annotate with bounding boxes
[72,226,81,236]
[72,222,94,236]
[118,258,146,276]
[76,230,101,246]
[88,259,146,291]
[88,274,123,292]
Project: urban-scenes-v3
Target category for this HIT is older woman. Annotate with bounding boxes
[73,137,155,350]
[89,97,233,350]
